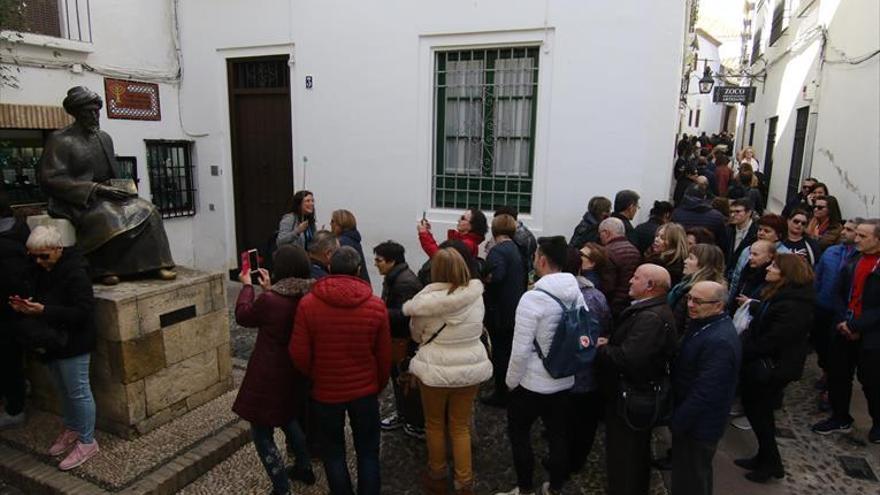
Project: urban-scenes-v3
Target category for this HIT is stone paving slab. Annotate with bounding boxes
[0,367,246,493]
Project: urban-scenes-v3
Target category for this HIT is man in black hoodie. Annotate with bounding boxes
[672,185,729,254]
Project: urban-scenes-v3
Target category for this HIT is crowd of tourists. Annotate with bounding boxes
[1,143,877,495]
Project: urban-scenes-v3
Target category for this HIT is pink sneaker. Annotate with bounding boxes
[48,429,79,456]
[58,441,99,471]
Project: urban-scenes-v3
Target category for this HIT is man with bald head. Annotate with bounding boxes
[598,217,641,319]
[671,281,741,495]
[597,263,676,495]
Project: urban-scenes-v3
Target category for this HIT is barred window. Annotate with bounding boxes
[433,47,539,213]
[769,1,787,47]
[750,27,763,65]
[115,156,139,189]
[145,140,196,218]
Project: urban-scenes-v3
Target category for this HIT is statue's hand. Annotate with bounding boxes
[95,184,134,201]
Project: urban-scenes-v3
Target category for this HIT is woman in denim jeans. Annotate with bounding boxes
[11,225,98,470]
[234,245,315,495]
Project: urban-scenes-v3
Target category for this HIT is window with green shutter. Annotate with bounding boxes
[433,47,539,213]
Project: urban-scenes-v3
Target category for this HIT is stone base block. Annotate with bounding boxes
[26,267,232,439]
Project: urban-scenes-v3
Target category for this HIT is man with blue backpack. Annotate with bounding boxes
[495,236,598,495]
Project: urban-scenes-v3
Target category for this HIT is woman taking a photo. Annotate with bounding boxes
[645,222,689,286]
[418,208,488,259]
[736,254,814,483]
[667,243,726,336]
[277,190,316,250]
[330,209,370,284]
[403,248,492,495]
[233,245,316,494]
[806,195,843,252]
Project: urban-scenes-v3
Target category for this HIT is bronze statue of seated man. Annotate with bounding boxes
[38,86,176,285]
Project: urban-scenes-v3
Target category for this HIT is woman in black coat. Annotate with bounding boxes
[481,214,526,407]
[330,209,371,284]
[735,253,815,483]
[10,225,99,471]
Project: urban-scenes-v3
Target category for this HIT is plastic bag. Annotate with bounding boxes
[733,303,753,335]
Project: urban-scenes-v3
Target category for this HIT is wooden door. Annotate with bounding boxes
[228,56,293,256]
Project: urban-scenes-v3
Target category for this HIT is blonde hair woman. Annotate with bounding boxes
[646,222,689,286]
[329,208,370,283]
[403,248,491,495]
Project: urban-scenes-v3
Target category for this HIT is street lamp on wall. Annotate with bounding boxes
[698,64,715,94]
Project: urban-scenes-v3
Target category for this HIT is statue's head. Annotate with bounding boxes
[63,86,103,133]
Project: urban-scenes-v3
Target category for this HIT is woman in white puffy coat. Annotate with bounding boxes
[403,247,492,495]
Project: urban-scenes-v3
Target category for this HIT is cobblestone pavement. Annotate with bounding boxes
[0,480,23,495]
[221,283,879,495]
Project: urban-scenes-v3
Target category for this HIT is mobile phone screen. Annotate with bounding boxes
[248,249,260,274]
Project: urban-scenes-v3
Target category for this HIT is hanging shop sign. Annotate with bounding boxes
[104,78,161,121]
[712,86,757,104]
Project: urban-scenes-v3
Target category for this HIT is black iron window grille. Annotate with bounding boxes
[145,140,196,219]
[751,27,763,65]
[4,0,93,43]
[769,0,786,46]
[114,156,139,188]
[231,58,289,90]
[433,47,539,213]
[0,134,45,204]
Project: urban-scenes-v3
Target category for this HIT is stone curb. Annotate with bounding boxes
[0,444,110,495]
[0,420,252,495]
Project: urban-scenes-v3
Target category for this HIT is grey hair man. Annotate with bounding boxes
[598,217,642,318]
[597,263,676,495]
[308,230,339,279]
[671,281,741,495]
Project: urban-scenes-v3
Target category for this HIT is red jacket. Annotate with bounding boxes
[289,275,391,404]
[419,229,484,258]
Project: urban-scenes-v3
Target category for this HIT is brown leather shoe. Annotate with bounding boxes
[156,268,177,281]
[101,275,120,286]
[453,480,474,495]
[421,470,448,495]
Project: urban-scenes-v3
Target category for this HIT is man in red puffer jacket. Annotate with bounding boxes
[290,246,391,495]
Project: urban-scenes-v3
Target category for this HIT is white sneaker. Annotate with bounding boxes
[731,416,752,430]
[494,487,534,495]
[0,410,25,430]
[538,482,560,495]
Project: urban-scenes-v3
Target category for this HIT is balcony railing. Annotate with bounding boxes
[3,0,92,43]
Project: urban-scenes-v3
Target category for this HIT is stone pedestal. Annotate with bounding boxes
[27,268,232,439]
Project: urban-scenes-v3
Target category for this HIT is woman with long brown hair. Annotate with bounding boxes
[667,243,727,336]
[806,195,843,252]
[736,253,814,483]
[403,248,491,495]
[646,222,689,286]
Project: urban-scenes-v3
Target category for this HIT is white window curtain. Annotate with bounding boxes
[444,59,484,175]
[493,57,534,176]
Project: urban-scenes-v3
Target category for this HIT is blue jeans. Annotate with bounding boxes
[314,394,380,495]
[47,353,96,444]
[251,418,310,495]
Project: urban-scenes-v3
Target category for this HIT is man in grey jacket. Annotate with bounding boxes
[496,236,586,495]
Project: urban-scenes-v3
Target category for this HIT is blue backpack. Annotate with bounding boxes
[533,288,599,378]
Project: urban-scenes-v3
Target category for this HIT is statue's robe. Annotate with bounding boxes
[38,124,174,278]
